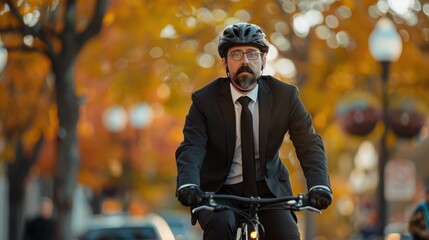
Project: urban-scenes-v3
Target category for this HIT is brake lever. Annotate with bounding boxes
[299,206,322,214]
[192,204,230,214]
[192,205,214,214]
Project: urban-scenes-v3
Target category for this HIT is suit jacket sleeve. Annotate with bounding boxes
[176,91,207,189]
[287,87,331,190]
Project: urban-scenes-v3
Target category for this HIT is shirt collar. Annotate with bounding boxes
[230,82,259,103]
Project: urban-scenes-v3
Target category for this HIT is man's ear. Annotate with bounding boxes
[222,58,229,74]
[261,53,267,70]
[222,58,227,68]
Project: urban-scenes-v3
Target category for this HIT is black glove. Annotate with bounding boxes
[308,187,332,210]
[177,185,204,207]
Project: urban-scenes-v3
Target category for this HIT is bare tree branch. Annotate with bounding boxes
[62,0,77,42]
[0,27,23,34]
[5,0,57,60]
[77,0,108,48]
[2,44,48,55]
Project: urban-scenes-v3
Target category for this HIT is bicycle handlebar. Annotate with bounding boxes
[192,192,322,214]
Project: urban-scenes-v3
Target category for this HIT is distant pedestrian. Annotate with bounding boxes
[409,186,429,240]
[24,197,54,240]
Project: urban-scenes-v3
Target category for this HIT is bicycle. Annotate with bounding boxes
[192,192,322,240]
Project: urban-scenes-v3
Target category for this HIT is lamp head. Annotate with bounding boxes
[368,17,403,62]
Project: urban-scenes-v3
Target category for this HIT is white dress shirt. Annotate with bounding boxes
[225,83,260,185]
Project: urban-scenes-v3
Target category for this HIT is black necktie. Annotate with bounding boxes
[238,96,258,196]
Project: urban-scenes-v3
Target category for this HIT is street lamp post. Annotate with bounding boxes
[0,39,7,73]
[368,17,402,237]
[102,103,154,210]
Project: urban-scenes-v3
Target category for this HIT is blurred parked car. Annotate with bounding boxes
[80,213,175,240]
[157,210,203,240]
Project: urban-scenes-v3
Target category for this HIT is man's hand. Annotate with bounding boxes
[177,185,204,207]
[308,187,332,210]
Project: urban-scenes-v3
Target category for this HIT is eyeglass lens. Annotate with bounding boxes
[228,50,261,61]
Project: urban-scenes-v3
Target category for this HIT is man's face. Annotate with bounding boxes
[40,198,53,219]
[222,46,267,93]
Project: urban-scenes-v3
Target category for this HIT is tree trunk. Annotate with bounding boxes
[7,139,43,240]
[49,1,106,236]
[52,58,81,240]
[7,171,25,240]
[2,1,107,239]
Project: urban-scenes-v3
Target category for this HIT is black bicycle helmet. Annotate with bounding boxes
[218,22,269,58]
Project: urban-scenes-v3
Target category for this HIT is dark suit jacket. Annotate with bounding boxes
[176,76,331,197]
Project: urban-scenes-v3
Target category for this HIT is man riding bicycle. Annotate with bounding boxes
[176,22,333,240]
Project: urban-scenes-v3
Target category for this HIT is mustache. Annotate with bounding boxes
[237,66,254,75]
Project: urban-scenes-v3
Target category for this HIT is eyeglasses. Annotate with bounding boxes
[227,50,261,61]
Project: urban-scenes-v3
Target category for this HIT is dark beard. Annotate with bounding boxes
[235,74,257,89]
[233,65,257,89]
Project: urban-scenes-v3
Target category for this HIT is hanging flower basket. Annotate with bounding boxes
[336,91,382,136]
[390,96,426,139]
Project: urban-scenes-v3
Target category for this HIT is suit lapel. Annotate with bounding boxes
[218,79,236,164]
[258,79,272,165]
